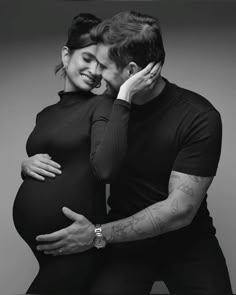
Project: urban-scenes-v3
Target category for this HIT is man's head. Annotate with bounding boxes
[90,11,165,96]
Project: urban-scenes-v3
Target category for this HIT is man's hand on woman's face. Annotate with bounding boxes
[21,153,62,181]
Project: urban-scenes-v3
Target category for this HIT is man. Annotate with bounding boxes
[35,11,232,294]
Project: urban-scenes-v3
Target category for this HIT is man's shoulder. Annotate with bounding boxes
[172,82,219,114]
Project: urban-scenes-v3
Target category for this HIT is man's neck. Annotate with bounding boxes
[132,77,166,105]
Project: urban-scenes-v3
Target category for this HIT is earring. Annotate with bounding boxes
[95,82,101,88]
[63,64,68,71]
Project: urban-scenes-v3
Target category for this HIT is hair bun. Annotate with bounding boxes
[68,13,101,38]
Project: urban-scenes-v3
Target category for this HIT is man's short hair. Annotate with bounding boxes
[90,11,165,69]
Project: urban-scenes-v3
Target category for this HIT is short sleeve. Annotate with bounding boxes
[173,110,222,176]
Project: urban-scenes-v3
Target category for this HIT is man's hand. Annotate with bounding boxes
[36,207,95,255]
[118,62,162,103]
[21,154,62,181]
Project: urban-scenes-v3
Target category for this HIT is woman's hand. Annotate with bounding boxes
[118,62,162,103]
[21,154,62,181]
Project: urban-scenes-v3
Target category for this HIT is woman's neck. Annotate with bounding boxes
[64,77,77,92]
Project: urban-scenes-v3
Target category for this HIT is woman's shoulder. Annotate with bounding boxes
[92,93,115,103]
[37,103,57,115]
[35,103,60,123]
[91,94,115,109]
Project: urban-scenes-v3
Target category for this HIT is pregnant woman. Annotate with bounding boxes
[13,12,159,294]
[12,13,127,294]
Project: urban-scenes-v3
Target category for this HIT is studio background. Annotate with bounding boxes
[0,1,235,294]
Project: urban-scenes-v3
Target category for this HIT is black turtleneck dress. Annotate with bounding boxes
[13,90,130,294]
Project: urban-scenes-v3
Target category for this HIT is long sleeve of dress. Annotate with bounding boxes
[90,97,131,183]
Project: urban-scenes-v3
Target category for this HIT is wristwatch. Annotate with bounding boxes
[93,224,107,249]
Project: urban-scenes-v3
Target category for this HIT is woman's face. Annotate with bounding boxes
[63,45,102,92]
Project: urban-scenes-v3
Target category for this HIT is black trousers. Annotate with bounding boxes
[26,248,105,295]
[90,235,232,295]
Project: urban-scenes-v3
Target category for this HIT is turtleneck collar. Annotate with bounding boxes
[58,90,94,106]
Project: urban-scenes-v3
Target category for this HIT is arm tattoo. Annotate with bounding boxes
[170,198,178,215]
[168,181,174,194]
[177,183,194,197]
[145,208,161,235]
[169,173,181,193]
[110,213,150,242]
[151,203,165,211]
[170,173,181,180]
[189,175,204,183]
[149,205,167,234]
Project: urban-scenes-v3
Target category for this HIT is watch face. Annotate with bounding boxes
[94,236,106,249]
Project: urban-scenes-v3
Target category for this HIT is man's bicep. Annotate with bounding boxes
[168,171,214,220]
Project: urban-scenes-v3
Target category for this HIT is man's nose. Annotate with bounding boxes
[90,62,102,76]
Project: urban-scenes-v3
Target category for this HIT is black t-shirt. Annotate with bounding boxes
[108,79,222,238]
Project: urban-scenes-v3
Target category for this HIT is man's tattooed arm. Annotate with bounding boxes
[102,171,213,244]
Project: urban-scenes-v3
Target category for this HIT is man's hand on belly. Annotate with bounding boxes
[36,207,95,255]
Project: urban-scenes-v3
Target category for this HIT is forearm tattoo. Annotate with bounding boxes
[147,203,170,234]
[108,172,210,243]
[151,202,165,211]
[145,208,161,235]
[109,213,150,242]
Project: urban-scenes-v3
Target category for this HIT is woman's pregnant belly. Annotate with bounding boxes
[13,170,104,247]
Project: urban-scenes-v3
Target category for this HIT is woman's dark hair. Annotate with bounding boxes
[90,11,165,69]
[55,13,101,74]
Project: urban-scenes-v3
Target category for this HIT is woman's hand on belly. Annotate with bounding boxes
[36,207,95,255]
[21,154,62,181]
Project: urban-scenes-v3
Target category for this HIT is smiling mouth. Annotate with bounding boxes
[80,73,96,84]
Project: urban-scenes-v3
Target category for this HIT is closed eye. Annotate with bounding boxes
[98,63,106,70]
[82,52,96,64]
[83,57,92,63]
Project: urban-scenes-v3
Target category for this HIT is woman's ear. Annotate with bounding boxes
[61,46,70,69]
[126,62,140,77]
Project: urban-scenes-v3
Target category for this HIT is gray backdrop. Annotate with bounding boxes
[0,1,235,294]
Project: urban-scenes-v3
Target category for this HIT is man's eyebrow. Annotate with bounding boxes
[96,58,106,68]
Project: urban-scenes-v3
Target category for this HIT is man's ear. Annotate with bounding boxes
[126,62,141,77]
[61,46,70,69]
